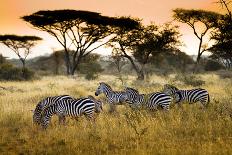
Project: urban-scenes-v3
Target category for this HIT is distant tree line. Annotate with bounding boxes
[0,0,231,81]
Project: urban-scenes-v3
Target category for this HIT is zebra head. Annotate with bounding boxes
[33,102,44,125]
[163,84,179,96]
[173,91,182,103]
[95,82,112,96]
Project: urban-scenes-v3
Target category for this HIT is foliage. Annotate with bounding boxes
[0,63,34,80]
[173,74,205,86]
[78,54,104,80]
[173,8,222,70]
[0,34,42,72]
[209,11,232,69]
[22,10,139,75]
[204,59,225,71]
[133,23,181,65]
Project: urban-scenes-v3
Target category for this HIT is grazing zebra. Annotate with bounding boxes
[95,82,128,112]
[33,95,73,125]
[41,97,103,129]
[125,87,172,110]
[163,84,210,107]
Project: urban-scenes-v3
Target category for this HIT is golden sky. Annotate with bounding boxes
[0,0,226,58]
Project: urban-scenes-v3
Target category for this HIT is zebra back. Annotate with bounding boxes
[163,84,210,106]
[41,98,96,128]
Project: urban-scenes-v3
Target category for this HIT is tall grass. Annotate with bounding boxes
[0,74,232,154]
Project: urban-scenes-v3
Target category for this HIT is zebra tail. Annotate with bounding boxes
[208,94,210,104]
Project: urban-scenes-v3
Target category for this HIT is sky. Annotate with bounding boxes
[0,0,228,59]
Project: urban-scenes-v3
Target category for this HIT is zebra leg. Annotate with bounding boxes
[176,102,183,108]
[58,115,66,125]
[162,105,170,111]
[84,112,96,129]
[109,104,116,113]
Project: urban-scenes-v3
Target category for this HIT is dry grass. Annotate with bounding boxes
[0,74,232,155]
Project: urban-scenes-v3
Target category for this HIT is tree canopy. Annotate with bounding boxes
[0,34,42,69]
[173,8,222,72]
[22,10,140,75]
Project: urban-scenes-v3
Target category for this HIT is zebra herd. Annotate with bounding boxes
[32,82,210,129]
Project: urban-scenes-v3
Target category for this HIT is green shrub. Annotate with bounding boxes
[205,59,224,71]
[0,63,34,80]
[79,62,103,80]
[174,74,205,87]
[85,72,98,80]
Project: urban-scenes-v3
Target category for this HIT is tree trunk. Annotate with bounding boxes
[20,59,27,79]
[193,37,203,73]
[70,56,82,75]
[124,55,144,80]
[63,48,71,75]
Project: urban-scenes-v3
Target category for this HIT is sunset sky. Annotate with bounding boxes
[0,0,228,59]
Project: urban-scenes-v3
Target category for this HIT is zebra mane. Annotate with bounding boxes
[164,84,179,91]
[99,82,113,91]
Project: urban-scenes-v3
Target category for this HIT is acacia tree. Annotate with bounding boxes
[173,9,222,71]
[0,35,42,70]
[209,0,232,69]
[22,10,139,75]
[110,22,180,80]
[108,18,147,80]
[132,24,181,79]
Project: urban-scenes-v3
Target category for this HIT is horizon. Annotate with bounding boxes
[0,0,229,59]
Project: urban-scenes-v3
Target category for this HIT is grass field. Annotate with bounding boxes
[0,74,232,155]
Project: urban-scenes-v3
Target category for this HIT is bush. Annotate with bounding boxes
[205,59,225,71]
[79,62,103,80]
[85,72,98,80]
[22,68,35,80]
[174,74,205,87]
[0,63,34,80]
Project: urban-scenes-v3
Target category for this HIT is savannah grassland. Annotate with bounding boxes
[0,74,232,155]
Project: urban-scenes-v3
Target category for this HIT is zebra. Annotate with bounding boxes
[162,84,210,107]
[41,97,103,129]
[125,87,172,110]
[124,87,140,106]
[95,82,128,112]
[33,95,73,125]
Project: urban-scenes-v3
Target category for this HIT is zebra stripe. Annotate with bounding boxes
[41,97,102,129]
[163,84,210,106]
[125,87,172,110]
[33,95,73,125]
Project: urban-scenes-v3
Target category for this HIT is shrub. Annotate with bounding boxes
[0,63,34,80]
[85,72,98,80]
[79,62,103,80]
[205,59,225,71]
[174,74,205,87]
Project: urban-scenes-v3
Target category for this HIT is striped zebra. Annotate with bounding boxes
[124,87,140,106]
[41,96,103,129]
[95,82,128,112]
[33,95,73,125]
[125,87,172,110]
[163,84,210,107]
